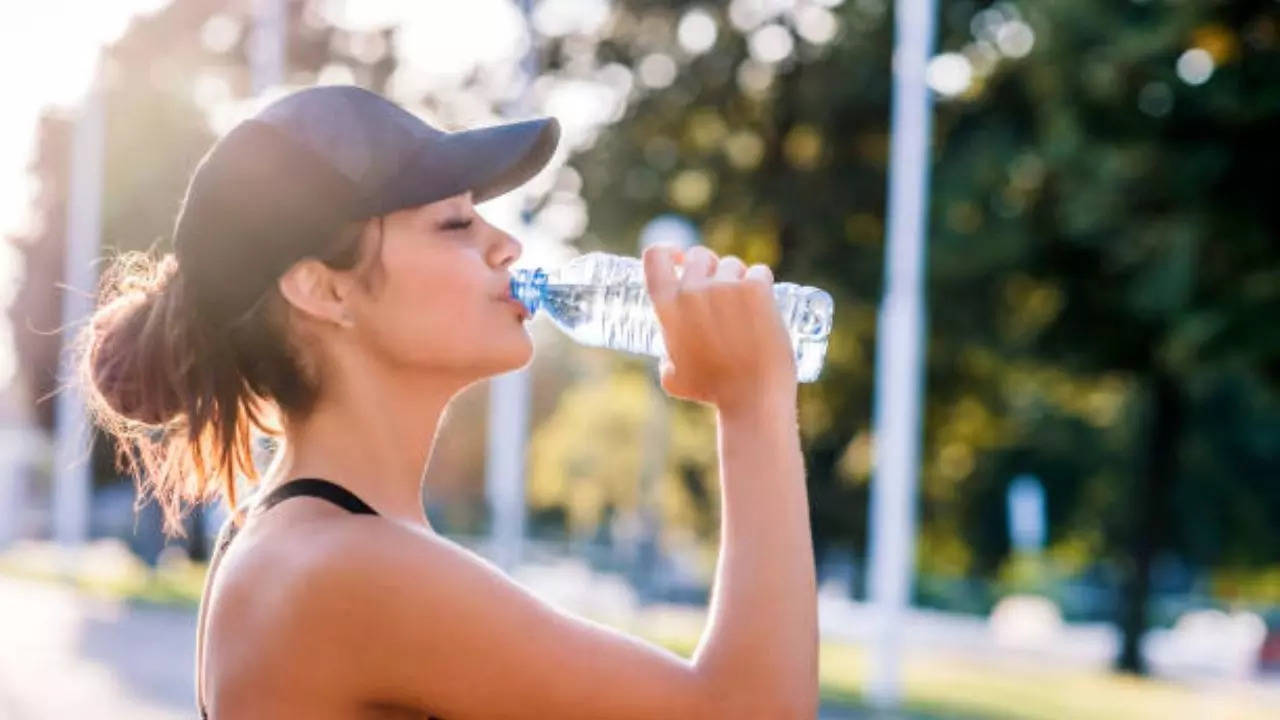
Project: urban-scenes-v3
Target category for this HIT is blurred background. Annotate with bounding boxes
[0,0,1277,718]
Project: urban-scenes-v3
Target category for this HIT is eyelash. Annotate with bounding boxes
[441,218,473,231]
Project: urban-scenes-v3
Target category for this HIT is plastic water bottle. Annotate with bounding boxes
[509,251,834,382]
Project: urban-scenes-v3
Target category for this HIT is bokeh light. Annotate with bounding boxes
[199,13,242,54]
[736,58,776,96]
[677,8,718,55]
[793,5,840,46]
[667,168,715,211]
[1176,48,1215,85]
[995,20,1035,59]
[927,52,973,98]
[532,0,610,38]
[748,23,795,64]
[723,129,766,170]
[637,53,679,89]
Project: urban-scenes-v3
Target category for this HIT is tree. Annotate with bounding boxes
[564,0,1280,675]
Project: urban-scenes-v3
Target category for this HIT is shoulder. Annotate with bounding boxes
[242,514,500,645]
[213,514,716,718]
[206,514,438,666]
[240,516,546,709]
[202,513,458,712]
[223,512,438,611]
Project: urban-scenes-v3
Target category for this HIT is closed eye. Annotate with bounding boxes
[440,218,474,231]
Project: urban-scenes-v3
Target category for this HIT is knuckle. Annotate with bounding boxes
[747,279,774,308]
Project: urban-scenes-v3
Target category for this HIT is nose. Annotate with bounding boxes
[490,228,522,270]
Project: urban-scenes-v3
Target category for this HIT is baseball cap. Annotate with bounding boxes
[171,85,561,327]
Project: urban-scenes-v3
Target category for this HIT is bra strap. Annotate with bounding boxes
[255,478,379,516]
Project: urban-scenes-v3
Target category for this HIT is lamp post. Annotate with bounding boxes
[632,214,698,597]
[485,0,539,574]
[52,60,105,560]
[866,0,938,707]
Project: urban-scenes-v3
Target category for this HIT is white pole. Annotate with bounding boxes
[866,0,937,707]
[485,0,538,573]
[633,216,698,592]
[485,368,530,572]
[53,62,106,555]
[250,0,287,94]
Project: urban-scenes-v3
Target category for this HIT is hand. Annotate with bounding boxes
[642,244,797,413]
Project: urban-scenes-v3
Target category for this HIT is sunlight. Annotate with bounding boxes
[0,0,173,238]
[0,1,174,391]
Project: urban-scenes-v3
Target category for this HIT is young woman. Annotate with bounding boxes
[77,85,816,719]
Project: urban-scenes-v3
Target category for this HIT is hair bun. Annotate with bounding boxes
[79,251,188,426]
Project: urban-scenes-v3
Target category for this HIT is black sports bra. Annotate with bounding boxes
[197,478,441,719]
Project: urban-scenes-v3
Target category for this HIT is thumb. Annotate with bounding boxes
[658,357,680,397]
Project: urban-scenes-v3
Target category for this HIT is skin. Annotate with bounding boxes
[196,190,817,719]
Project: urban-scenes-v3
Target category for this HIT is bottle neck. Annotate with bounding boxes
[510,267,548,315]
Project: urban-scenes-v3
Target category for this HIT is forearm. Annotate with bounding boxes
[692,393,818,716]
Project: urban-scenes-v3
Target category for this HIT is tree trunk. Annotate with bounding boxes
[1116,371,1182,673]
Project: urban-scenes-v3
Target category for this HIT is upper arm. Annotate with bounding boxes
[276,520,722,719]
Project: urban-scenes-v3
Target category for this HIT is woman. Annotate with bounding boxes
[76,85,816,719]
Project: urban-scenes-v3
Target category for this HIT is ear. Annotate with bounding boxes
[277,258,355,329]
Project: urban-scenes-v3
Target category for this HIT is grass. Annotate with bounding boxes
[643,632,1276,720]
[3,540,1275,719]
[0,539,206,609]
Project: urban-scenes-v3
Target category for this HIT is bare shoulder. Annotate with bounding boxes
[228,514,715,719]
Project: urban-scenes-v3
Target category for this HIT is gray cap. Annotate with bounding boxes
[172,85,560,326]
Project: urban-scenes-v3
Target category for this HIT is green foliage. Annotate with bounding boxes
[528,361,720,547]
[568,0,1280,671]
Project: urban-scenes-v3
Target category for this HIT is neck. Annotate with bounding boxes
[261,363,472,528]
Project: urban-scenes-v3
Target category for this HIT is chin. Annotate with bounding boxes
[504,334,536,371]
[477,335,535,379]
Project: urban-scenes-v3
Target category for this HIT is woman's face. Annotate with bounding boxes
[341,191,532,383]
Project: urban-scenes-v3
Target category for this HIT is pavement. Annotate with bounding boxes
[0,575,196,719]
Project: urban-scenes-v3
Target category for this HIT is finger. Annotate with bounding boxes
[714,255,747,281]
[681,246,718,286]
[744,263,774,285]
[643,245,679,307]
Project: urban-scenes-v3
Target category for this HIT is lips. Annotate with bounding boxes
[498,296,531,320]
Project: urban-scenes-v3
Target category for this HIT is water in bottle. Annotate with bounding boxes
[509,251,834,382]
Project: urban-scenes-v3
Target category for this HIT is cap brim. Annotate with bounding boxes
[368,116,561,215]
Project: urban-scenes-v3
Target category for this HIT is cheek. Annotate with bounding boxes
[359,247,526,370]
[380,267,485,360]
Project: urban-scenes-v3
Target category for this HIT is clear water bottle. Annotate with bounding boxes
[509,251,834,382]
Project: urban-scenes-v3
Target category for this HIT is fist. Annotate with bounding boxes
[642,244,797,412]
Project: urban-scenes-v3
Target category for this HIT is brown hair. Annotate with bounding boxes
[72,216,386,537]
